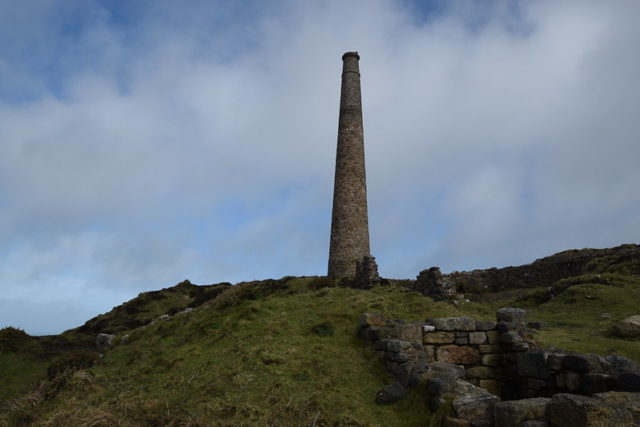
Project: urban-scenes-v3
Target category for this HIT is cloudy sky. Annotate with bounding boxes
[1,0,638,335]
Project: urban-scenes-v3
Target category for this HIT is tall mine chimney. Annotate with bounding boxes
[328,52,371,279]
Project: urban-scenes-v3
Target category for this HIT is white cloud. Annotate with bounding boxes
[0,0,638,333]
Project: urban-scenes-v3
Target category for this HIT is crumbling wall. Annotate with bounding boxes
[412,267,457,301]
[359,308,640,426]
[415,244,640,294]
[355,255,381,289]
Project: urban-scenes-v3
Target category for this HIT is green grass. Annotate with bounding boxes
[44,281,453,425]
[69,280,229,336]
[0,352,48,403]
[515,275,640,359]
[2,279,467,425]
[1,273,639,426]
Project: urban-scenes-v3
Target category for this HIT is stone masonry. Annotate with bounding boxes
[328,52,371,279]
[414,267,458,301]
[359,308,640,426]
[355,255,381,289]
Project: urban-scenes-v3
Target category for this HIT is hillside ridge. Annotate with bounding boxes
[0,244,638,425]
[416,244,639,297]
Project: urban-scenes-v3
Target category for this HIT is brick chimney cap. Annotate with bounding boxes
[342,51,360,61]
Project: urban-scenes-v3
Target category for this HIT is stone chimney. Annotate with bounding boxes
[328,52,371,278]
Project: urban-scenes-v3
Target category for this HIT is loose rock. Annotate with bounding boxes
[430,317,476,331]
[496,307,528,329]
[452,384,499,423]
[494,398,550,427]
[611,315,640,338]
[376,382,408,404]
[95,333,115,351]
[593,391,640,424]
[605,355,640,374]
[562,354,602,374]
[545,393,634,427]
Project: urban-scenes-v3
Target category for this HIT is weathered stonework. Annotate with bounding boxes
[355,255,380,289]
[359,308,640,425]
[413,267,457,300]
[328,52,371,279]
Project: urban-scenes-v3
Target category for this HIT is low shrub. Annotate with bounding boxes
[0,326,30,352]
[516,289,551,305]
[457,281,490,295]
[188,283,232,308]
[212,279,288,309]
[307,277,337,290]
[2,391,42,424]
[47,349,99,379]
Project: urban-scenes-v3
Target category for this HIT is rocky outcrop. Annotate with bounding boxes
[419,244,640,295]
[612,315,640,338]
[95,333,115,352]
[74,280,232,335]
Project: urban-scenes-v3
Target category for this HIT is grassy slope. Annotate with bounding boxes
[0,328,93,404]
[519,274,640,360]
[1,273,638,426]
[0,352,48,403]
[0,281,219,411]
[1,279,487,426]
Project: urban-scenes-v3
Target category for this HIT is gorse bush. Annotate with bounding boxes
[47,349,98,379]
[210,278,289,308]
[307,276,337,290]
[0,326,29,352]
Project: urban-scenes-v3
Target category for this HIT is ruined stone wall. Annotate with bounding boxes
[413,267,457,301]
[509,349,640,399]
[354,255,380,289]
[359,308,640,425]
[416,244,640,294]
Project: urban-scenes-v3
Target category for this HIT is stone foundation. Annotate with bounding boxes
[359,308,640,426]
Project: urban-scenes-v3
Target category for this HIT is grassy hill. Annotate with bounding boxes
[1,248,639,426]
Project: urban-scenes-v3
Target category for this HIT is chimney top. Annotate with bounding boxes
[342,51,360,61]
